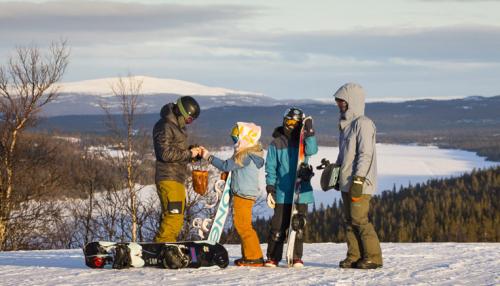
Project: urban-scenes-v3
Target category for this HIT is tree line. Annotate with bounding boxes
[249,166,500,243]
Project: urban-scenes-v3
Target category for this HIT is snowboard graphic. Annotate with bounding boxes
[207,172,232,243]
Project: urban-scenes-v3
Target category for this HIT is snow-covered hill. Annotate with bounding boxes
[59,76,263,97]
[45,76,279,115]
[0,243,498,285]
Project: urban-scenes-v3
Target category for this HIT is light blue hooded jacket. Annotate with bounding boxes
[334,83,378,195]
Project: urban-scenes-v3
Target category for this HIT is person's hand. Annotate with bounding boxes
[350,176,365,202]
[190,147,201,158]
[267,193,276,209]
[266,185,276,209]
[303,117,314,137]
[200,146,211,160]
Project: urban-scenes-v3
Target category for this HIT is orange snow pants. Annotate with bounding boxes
[233,195,263,260]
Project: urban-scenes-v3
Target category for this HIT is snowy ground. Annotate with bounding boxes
[0,243,498,286]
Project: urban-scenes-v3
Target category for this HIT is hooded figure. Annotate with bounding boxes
[334,83,383,269]
[202,122,265,267]
[334,83,377,195]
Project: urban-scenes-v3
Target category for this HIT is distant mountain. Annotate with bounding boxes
[38,95,500,143]
[46,76,498,118]
[46,76,351,116]
[47,76,280,116]
[59,76,263,97]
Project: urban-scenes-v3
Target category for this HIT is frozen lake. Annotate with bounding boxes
[212,144,499,207]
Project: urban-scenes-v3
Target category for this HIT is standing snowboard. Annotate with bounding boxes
[83,240,229,269]
[284,116,310,267]
[207,172,232,243]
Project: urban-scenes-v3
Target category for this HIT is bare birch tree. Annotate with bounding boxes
[0,41,69,250]
[100,75,145,242]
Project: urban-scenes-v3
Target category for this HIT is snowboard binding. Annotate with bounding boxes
[83,242,113,269]
[112,244,132,269]
[160,245,190,269]
[291,213,307,239]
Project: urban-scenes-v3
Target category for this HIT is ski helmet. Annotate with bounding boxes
[283,107,304,129]
[176,96,200,124]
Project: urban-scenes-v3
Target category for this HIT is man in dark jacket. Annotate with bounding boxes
[153,96,201,242]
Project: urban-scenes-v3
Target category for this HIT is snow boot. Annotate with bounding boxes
[234,257,264,267]
[292,258,304,268]
[339,257,359,269]
[356,259,383,269]
[264,259,279,267]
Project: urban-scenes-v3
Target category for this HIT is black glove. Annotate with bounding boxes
[350,176,365,201]
[266,185,276,208]
[297,163,314,181]
[303,117,314,137]
[266,185,276,195]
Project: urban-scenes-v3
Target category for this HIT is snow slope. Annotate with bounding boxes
[0,243,498,286]
[59,76,262,97]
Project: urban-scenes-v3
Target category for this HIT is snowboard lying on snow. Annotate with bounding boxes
[83,240,229,269]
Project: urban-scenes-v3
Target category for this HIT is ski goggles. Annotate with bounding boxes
[230,125,239,143]
[284,118,300,127]
[184,116,194,125]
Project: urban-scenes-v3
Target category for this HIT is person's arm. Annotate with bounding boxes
[209,155,250,172]
[304,136,318,156]
[265,144,278,187]
[354,119,376,177]
[303,117,318,156]
[335,128,343,166]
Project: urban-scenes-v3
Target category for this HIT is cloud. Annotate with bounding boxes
[1,1,499,99]
[0,1,259,47]
[217,25,500,64]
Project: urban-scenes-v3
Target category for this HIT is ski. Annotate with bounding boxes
[83,240,229,269]
[285,116,309,267]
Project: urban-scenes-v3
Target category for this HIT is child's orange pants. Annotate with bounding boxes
[232,195,263,260]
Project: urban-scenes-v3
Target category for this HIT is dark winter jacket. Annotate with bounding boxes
[265,126,318,204]
[153,103,192,183]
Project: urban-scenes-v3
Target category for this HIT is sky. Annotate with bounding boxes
[1,0,500,100]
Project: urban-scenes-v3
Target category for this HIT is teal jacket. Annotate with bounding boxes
[265,127,318,204]
[209,152,264,200]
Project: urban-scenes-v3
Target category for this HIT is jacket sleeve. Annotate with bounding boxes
[210,155,249,172]
[265,144,278,186]
[354,119,376,177]
[304,135,318,156]
[155,123,191,163]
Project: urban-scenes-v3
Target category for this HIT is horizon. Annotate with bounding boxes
[1,0,500,100]
[56,75,499,103]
